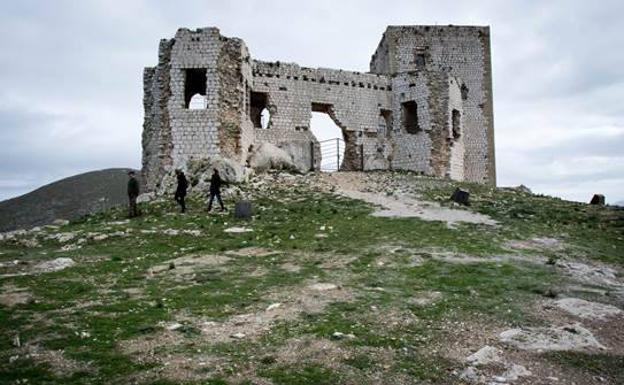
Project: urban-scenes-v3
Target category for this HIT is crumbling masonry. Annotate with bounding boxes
[142,25,496,191]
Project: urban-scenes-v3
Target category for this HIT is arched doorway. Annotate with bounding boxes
[310,103,346,172]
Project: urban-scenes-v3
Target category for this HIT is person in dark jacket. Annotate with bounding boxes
[207,169,225,212]
[127,171,140,218]
[174,169,188,213]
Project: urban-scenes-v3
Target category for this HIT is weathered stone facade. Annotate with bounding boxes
[142,25,496,191]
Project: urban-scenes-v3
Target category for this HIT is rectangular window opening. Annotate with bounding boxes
[250,91,269,128]
[401,101,420,134]
[379,109,393,137]
[184,68,207,109]
[452,109,461,139]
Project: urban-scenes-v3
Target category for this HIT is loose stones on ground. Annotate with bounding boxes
[553,298,622,320]
[499,323,606,351]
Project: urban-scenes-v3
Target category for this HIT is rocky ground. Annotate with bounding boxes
[0,171,623,385]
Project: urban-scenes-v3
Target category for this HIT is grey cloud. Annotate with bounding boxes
[0,0,622,203]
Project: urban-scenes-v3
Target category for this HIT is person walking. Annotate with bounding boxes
[127,171,140,218]
[207,169,225,212]
[174,169,188,213]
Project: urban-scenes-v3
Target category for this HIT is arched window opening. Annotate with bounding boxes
[260,107,271,129]
[188,93,207,110]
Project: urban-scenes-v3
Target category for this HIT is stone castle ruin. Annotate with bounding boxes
[142,25,496,191]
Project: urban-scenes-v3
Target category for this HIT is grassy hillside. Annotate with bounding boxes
[0,168,139,232]
[0,172,622,385]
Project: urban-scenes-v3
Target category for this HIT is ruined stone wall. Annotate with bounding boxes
[142,28,252,190]
[251,61,393,171]
[370,25,496,185]
[142,25,495,191]
[142,39,174,190]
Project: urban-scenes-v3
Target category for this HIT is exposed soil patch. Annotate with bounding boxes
[505,237,566,252]
[148,254,231,277]
[326,172,497,227]
[279,262,301,272]
[12,344,92,377]
[121,281,353,363]
[0,284,33,307]
[275,336,348,367]
[407,290,443,306]
[200,281,352,343]
[227,247,278,258]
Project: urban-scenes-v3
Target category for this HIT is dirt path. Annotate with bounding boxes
[326,172,497,227]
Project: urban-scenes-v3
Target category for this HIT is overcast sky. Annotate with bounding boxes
[0,0,622,204]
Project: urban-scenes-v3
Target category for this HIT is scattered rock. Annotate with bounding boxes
[459,366,482,383]
[228,247,276,257]
[309,283,338,291]
[502,364,531,381]
[234,200,253,219]
[408,291,442,306]
[247,142,299,173]
[33,257,75,273]
[230,332,246,339]
[137,192,155,203]
[224,227,253,234]
[466,345,503,366]
[330,331,356,340]
[92,234,109,241]
[554,298,622,320]
[166,322,183,331]
[556,260,622,287]
[499,323,606,351]
[52,219,70,226]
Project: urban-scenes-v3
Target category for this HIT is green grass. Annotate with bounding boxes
[1,172,622,384]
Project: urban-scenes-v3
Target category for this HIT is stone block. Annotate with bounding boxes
[234,200,253,219]
[590,194,605,205]
[451,188,470,206]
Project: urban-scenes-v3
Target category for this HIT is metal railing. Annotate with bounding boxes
[318,138,345,172]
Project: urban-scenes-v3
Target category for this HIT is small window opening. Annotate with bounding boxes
[452,109,461,139]
[184,68,207,108]
[379,109,393,137]
[460,84,469,100]
[401,101,420,134]
[250,91,269,128]
[415,53,426,69]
